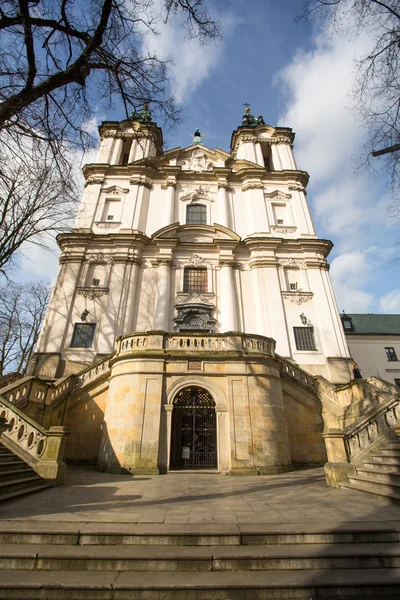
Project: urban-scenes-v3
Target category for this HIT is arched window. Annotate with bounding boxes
[186,203,207,225]
[183,268,208,292]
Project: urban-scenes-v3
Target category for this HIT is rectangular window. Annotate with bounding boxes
[71,323,96,348]
[289,282,297,291]
[183,268,208,292]
[395,379,400,387]
[293,327,317,351]
[186,204,207,225]
[343,320,352,330]
[385,347,398,361]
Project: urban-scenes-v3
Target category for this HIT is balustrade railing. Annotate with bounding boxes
[344,396,400,461]
[0,394,67,483]
[120,335,149,353]
[75,354,113,387]
[277,357,317,392]
[165,335,228,351]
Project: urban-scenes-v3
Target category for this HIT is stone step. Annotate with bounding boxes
[0,467,35,482]
[0,474,44,495]
[363,461,400,472]
[0,542,398,572]
[0,522,397,546]
[356,469,400,485]
[380,448,400,457]
[341,478,400,502]
[371,455,400,465]
[0,482,53,504]
[385,442,400,449]
[0,568,400,599]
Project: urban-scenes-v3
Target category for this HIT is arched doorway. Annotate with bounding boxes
[170,387,217,470]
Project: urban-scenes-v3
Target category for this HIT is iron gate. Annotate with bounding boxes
[170,387,217,470]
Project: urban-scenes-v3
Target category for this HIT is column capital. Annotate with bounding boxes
[161,179,177,189]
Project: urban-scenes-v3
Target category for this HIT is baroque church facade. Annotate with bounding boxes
[29,106,353,476]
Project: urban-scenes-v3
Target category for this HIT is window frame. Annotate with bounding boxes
[70,323,96,348]
[394,379,400,387]
[186,203,207,225]
[293,326,317,352]
[385,347,398,361]
[183,267,208,293]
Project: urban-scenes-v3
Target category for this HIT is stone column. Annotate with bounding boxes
[250,265,266,336]
[218,183,230,228]
[255,142,264,167]
[96,137,113,163]
[219,261,237,332]
[120,259,141,335]
[163,182,176,225]
[128,138,137,163]
[110,137,124,165]
[154,261,171,331]
[271,143,282,170]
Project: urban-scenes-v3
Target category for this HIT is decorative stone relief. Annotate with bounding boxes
[85,253,114,264]
[282,291,313,305]
[175,292,215,305]
[242,182,264,192]
[130,178,152,189]
[85,177,104,186]
[180,149,215,172]
[277,258,305,269]
[271,226,297,234]
[289,184,306,192]
[94,222,121,230]
[102,185,129,194]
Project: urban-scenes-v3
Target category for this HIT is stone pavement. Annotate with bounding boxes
[1,466,400,525]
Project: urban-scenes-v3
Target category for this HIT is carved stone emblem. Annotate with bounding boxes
[282,292,313,305]
[271,226,297,234]
[180,149,215,172]
[77,287,109,300]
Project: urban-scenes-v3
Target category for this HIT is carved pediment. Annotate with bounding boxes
[152,223,241,244]
[178,147,217,172]
[101,185,129,194]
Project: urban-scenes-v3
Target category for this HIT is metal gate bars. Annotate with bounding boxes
[170,387,217,470]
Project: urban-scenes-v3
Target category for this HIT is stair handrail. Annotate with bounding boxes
[343,394,400,461]
[0,393,67,483]
[276,355,318,393]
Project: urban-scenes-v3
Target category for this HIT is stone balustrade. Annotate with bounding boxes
[344,396,400,461]
[0,376,35,406]
[117,332,276,357]
[0,394,67,483]
[278,357,317,392]
[75,355,113,387]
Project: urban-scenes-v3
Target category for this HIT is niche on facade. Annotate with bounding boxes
[265,190,296,234]
[78,255,113,300]
[95,186,128,229]
[173,259,216,333]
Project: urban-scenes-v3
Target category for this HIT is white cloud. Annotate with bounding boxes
[141,1,234,104]
[277,20,395,313]
[380,290,400,313]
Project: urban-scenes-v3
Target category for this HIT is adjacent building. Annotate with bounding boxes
[342,313,400,386]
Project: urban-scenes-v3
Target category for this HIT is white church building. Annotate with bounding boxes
[27,105,354,476]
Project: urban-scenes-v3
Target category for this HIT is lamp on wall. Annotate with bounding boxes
[81,309,90,322]
[300,313,307,325]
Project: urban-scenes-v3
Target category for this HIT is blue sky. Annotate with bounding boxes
[17,0,399,313]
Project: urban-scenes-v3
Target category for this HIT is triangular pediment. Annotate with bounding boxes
[152,223,240,244]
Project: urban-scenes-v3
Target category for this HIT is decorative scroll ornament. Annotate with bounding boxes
[242,181,263,192]
[180,148,215,172]
[289,184,306,192]
[77,287,109,300]
[85,176,104,186]
[282,291,313,305]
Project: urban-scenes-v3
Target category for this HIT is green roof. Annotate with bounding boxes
[343,314,400,335]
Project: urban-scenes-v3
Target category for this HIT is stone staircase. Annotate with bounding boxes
[341,436,400,501]
[0,442,52,502]
[0,521,399,598]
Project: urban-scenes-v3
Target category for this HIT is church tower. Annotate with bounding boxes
[30,106,352,475]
